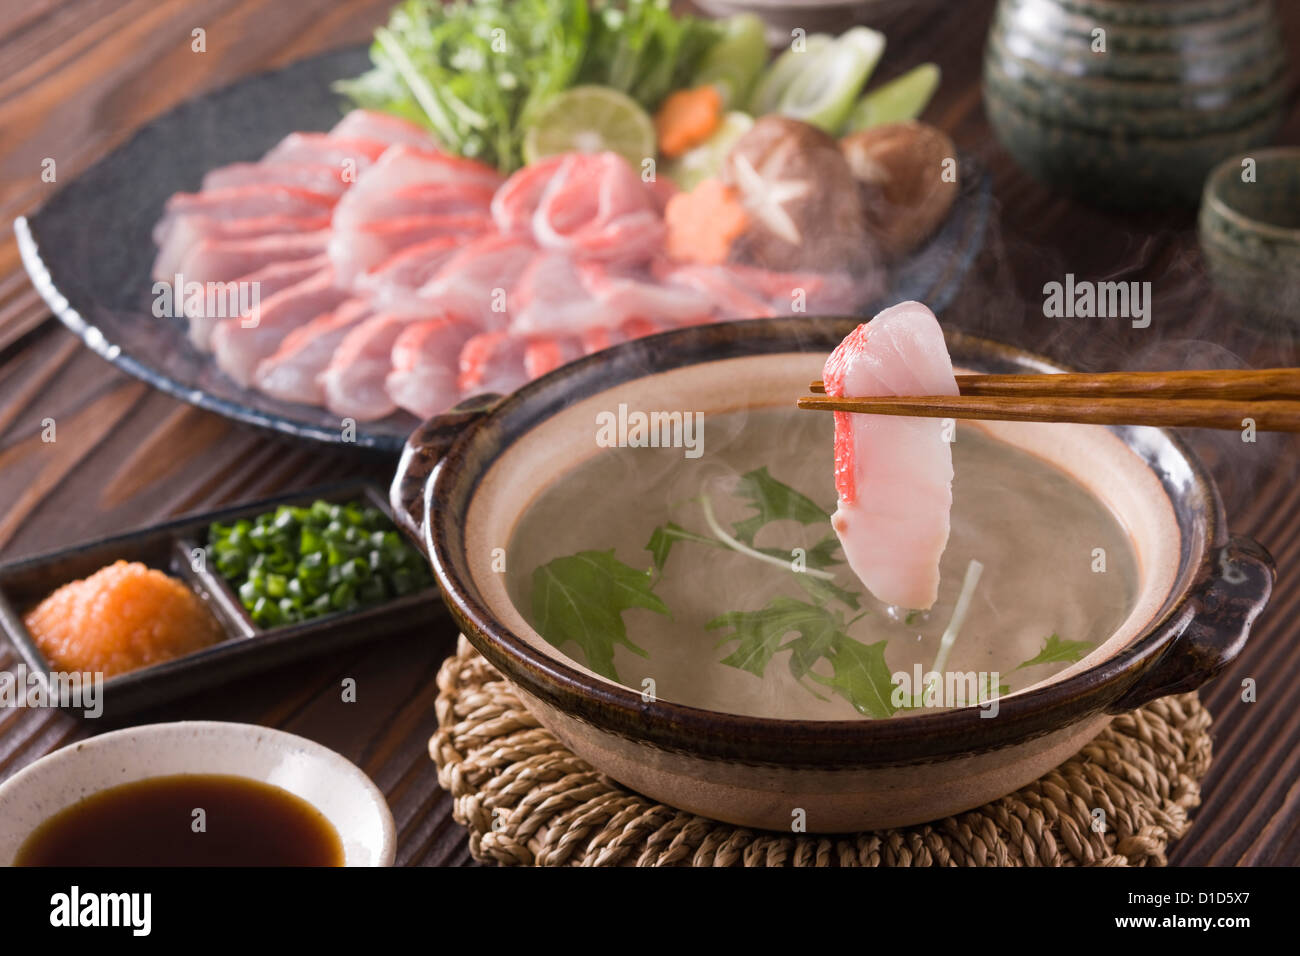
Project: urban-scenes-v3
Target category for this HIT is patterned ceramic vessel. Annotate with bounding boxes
[1199,147,1300,323]
[984,0,1287,207]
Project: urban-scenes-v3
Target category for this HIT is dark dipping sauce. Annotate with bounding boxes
[15,774,344,866]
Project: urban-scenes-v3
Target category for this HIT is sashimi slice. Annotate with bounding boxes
[179,229,332,286]
[262,133,390,168]
[658,263,776,318]
[329,110,438,149]
[321,313,411,421]
[355,236,463,316]
[201,162,351,197]
[210,267,347,387]
[253,299,375,406]
[458,332,528,396]
[342,181,494,224]
[490,155,567,237]
[531,152,664,264]
[579,316,672,355]
[576,264,713,326]
[184,253,329,352]
[715,262,866,315]
[823,301,958,610]
[331,145,504,233]
[153,214,330,280]
[385,317,474,418]
[509,253,608,336]
[152,185,335,247]
[523,336,584,379]
[418,234,535,329]
[328,213,492,286]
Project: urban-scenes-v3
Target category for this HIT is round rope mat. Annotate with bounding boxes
[431,636,1213,867]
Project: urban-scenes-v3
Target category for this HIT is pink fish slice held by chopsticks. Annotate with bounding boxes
[823,301,959,610]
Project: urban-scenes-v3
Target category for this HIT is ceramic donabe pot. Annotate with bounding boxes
[392,318,1273,832]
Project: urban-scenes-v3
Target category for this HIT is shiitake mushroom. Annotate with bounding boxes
[840,121,959,259]
[722,115,878,274]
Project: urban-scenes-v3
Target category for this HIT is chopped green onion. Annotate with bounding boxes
[207,498,429,629]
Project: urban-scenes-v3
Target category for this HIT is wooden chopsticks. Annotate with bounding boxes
[799,368,1300,432]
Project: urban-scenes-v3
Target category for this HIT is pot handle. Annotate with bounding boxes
[1107,534,1274,714]
[389,394,501,555]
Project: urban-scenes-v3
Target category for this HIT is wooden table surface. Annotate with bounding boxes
[1,0,1297,866]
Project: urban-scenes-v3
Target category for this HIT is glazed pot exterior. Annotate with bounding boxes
[514,679,1114,831]
[393,318,1273,832]
[984,0,1287,208]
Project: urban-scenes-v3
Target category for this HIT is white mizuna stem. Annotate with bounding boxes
[927,559,985,689]
[699,494,836,582]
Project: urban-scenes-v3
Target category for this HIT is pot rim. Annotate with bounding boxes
[419,317,1234,768]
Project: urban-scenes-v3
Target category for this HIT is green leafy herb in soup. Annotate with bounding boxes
[507,410,1137,720]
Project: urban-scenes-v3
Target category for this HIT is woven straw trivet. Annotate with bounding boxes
[431,636,1213,867]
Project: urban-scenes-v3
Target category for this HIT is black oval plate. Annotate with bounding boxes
[15,45,991,454]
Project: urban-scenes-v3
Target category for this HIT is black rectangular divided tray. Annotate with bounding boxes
[0,480,442,718]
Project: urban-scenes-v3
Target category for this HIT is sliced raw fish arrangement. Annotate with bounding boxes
[153,116,880,421]
[386,318,473,419]
[254,299,375,406]
[823,301,958,610]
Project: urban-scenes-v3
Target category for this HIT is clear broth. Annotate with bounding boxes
[507,410,1138,720]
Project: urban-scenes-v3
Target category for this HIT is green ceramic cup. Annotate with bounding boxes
[1199,147,1300,323]
[984,0,1287,208]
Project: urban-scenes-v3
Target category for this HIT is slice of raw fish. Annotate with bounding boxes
[201,162,350,197]
[458,332,528,397]
[331,145,504,233]
[355,236,463,316]
[184,253,330,352]
[385,317,474,418]
[418,234,536,329]
[523,336,584,379]
[320,313,410,421]
[253,299,375,406]
[579,316,670,355]
[657,263,776,318]
[153,214,330,281]
[262,133,390,168]
[153,186,335,247]
[576,264,713,326]
[490,154,567,237]
[179,229,332,286]
[210,267,347,387]
[329,110,437,149]
[716,262,866,315]
[531,152,664,264]
[343,181,494,224]
[823,300,958,610]
[509,253,608,336]
[328,213,492,286]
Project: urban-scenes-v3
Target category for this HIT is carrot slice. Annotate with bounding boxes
[655,86,724,159]
[664,178,749,265]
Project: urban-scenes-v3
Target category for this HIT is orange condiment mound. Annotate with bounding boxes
[24,560,223,678]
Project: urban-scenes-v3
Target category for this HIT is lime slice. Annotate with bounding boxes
[846,63,941,133]
[692,14,770,109]
[748,34,834,116]
[778,27,885,134]
[523,86,656,168]
[664,111,755,191]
